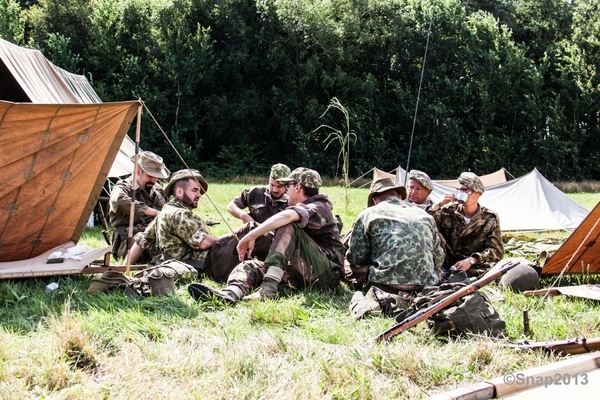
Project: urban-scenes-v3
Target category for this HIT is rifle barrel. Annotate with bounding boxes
[510,337,600,356]
[376,260,520,342]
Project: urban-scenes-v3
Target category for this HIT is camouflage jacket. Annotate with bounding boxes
[346,197,443,286]
[136,196,211,265]
[108,176,167,228]
[232,186,288,223]
[434,203,504,269]
[289,194,345,267]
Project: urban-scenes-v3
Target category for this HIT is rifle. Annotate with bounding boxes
[96,201,112,246]
[509,337,600,356]
[376,260,520,342]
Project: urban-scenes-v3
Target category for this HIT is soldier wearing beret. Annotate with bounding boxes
[431,172,504,277]
[189,167,345,303]
[227,163,291,224]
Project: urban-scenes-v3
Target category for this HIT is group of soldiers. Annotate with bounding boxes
[108,151,538,315]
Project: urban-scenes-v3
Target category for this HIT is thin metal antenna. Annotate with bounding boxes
[404,8,434,185]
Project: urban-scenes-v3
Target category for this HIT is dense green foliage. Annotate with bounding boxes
[2,0,599,180]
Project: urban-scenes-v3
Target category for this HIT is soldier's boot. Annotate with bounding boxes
[242,266,283,301]
[350,287,409,319]
[350,287,382,319]
[188,283,243,305]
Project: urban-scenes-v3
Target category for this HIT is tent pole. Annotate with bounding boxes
[125,99,143,274]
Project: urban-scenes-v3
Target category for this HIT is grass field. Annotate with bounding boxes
[1,186,599,399]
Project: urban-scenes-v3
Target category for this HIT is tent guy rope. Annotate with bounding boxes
[141,101,239,239]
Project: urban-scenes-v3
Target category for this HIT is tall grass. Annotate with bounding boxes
[1,186,599,399]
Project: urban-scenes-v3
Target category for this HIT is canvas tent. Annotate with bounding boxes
[0,38,138,277]
[0,38,137,179]
[375,167,590,231]
[541,201,600,275]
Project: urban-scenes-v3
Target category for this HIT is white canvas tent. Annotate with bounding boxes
[376,167,589,231]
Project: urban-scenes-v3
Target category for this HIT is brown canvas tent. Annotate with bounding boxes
[0,39,138,277]
[542,201,600,275]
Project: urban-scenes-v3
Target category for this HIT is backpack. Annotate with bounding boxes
[397,283,506,337]
[87,260,197,298]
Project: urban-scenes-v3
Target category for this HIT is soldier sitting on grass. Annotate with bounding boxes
[128,169,218,271]
[226,163,291,224]
[188,167,345,303]
[346,177,444,319]
[430,172,540,291]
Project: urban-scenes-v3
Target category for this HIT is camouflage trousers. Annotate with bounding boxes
[204,221,274,282]
[224,224,342,296]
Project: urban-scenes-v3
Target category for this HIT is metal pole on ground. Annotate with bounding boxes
[125,99,143,274]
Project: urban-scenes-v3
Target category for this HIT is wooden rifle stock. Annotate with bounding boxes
[376,260,520,342]
[509,337,600,356]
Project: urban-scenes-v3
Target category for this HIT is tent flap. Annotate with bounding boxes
[0,101,139,262]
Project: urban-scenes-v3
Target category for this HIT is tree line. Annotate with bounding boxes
[1,0,599,181]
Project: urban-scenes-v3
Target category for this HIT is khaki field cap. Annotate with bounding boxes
[458,172,485,193]
[409,169,433,190]
[367,177,407,207]
[133,151,170,179]
[270,163,291,183]
[164,169,208,198]
[279,167,322,189]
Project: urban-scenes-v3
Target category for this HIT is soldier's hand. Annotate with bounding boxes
[453,259,472,272]
[441,192,455,205]
[236,235,256,261]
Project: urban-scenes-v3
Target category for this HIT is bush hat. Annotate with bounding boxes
[270,163,291,183]
[409,169,433,191]
[367,177,407,207]
[164,169,208,198]
[132,151,170,179]
[278,167,322,189]
[458,172,485,193]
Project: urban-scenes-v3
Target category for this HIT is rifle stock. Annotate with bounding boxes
[509,337,600,356]
[376,260,520,342]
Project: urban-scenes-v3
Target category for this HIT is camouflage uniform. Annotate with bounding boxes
[230,163,290,223]
[433,171,504,277]
[135,196,211,270]
[108,176,167,258]
[232,187,288,223]
[224,194,344,294]
[346,197,443,288]
[222,168,344,297]
[434,203,504,276]
[205,221,275,282]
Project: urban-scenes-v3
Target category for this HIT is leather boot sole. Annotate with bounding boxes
[188,283,236,305]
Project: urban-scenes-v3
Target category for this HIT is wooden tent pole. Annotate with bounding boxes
[125,99,143,274]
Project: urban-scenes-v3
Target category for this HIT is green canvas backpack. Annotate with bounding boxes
[397,283,506,337]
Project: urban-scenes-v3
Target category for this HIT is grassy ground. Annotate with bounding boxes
[1,186,599,399]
